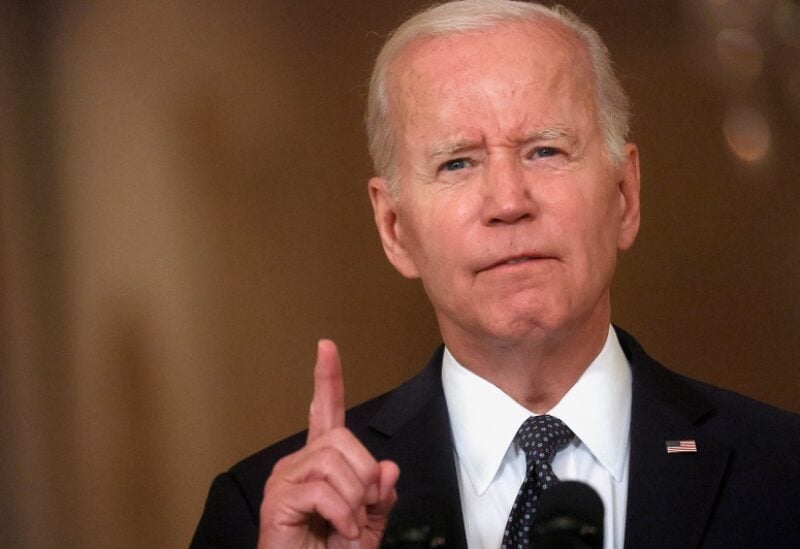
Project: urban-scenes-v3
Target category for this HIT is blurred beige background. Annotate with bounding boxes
[1,1,798,547]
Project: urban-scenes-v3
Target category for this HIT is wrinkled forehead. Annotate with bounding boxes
[386,20,596,135]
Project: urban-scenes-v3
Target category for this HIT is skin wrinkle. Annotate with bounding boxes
[394,32,597,194]
[370,19,640,411]
[394,22,593,146]
[425,127,582,171]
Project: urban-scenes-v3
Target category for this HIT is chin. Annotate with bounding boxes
[483,312,560,347]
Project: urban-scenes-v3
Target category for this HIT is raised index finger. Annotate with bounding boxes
[307,339,345,442]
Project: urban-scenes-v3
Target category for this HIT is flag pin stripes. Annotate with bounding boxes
[666,440,697,453]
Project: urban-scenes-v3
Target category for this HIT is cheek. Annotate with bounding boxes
[413,191,477,252]
[586,205,624,276]
[395,203,451,275]
[422,219,469,276]
[561,189,621,265]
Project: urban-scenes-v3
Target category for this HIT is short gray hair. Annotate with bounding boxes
[365,0,631,190]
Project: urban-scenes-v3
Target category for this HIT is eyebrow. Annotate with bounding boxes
[424,126,579,162]
[425,138,483,162]
[525,126,579,146]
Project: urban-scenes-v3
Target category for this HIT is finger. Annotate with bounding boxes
[276,444,376,514]
[361,461,400,542]
[261,479,362,541]
[305,482,362,541]
[307,339,345,442]
[304,428,382,498]
[373,460,400,514]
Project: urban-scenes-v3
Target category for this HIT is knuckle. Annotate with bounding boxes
[328,502,355,525]
[314,446,338,469]
[270,453,296,476]
[327,426,352,444]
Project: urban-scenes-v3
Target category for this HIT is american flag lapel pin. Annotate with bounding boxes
[665,440,697,454]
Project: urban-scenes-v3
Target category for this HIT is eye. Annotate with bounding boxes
[440,158,472,172]
[530,146,560,158]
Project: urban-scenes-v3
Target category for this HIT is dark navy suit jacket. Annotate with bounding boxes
[191,329,800,548]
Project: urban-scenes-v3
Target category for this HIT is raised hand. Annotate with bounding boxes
[258,340,400,548]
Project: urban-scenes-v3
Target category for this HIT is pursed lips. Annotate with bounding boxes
[478,253,554,273]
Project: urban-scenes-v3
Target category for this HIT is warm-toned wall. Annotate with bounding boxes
[1,1,797,547]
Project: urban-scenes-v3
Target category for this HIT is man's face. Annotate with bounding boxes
[369,21,640,353]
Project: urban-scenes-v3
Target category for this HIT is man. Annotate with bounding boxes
[192,1,800,547]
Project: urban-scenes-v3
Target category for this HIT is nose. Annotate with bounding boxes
[481,157,536,226]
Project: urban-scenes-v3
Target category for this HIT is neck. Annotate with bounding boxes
[442,312,611,414]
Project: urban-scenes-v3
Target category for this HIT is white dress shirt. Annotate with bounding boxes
[442,326,632,549]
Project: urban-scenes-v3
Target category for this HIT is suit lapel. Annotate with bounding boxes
[368,348,468,549]
[366,333,732,549]
[619,330,732,548]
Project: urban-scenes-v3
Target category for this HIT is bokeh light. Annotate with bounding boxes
[716,28,763,83]
[722,106,771,163]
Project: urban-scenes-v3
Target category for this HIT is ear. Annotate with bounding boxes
[615,143,641,251]
[368,177,420,279]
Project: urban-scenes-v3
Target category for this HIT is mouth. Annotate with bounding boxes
[503,256,537,265]
[479,254,552,272]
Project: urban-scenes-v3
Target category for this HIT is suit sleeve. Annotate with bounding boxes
[190,472,259,549]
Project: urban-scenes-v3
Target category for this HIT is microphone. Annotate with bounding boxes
[530,481,604,548]
[380,490,452,548]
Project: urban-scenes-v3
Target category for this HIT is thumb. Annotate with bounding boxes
[367,460,400,523]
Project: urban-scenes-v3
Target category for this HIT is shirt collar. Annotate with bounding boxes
[549,327,632,481]
[442,326,631,496]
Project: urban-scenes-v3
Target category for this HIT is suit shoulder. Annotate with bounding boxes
[682,374,800,448]
[620,326,799,456]
[224,386,396,512]
[620,328,798,435]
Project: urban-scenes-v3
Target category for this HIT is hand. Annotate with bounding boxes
[258,340,400,548]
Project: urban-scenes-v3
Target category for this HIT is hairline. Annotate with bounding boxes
[365,1,630,195]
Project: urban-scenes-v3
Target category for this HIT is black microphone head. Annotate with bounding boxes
[380,489,453,548]
[530,480,604,549]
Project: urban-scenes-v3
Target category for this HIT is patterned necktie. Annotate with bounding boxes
[501,415,575,549]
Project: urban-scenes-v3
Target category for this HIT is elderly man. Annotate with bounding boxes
[192,1,799,548]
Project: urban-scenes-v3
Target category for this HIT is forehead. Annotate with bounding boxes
[387,21,596,144]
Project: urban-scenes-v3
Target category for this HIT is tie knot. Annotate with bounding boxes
[516,415,574,467]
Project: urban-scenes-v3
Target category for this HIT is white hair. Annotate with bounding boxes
[365,0,631,191]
